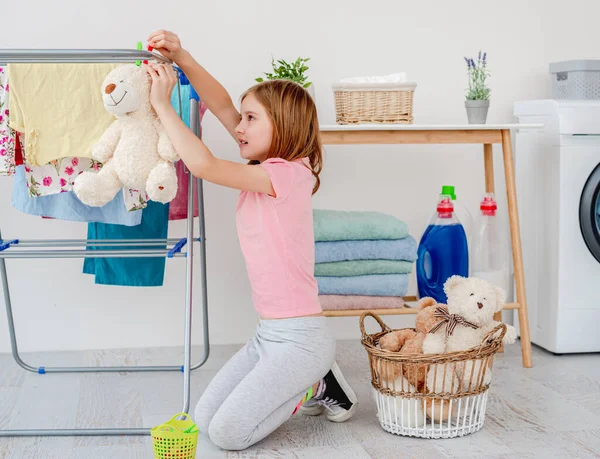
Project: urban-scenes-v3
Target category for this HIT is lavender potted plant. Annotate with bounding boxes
[464,51,491,124]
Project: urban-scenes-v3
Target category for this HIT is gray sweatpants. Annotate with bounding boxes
[194,316,336,451]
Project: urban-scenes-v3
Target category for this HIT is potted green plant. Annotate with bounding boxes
[464,51,491,124]
[256,57,315,99]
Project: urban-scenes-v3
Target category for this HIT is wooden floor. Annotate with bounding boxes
[1,339,600,458]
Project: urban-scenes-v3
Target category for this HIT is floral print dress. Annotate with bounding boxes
[0,67,16,176]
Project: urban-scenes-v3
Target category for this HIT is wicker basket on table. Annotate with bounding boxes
[360,312,506,439]
[332,82,416,124]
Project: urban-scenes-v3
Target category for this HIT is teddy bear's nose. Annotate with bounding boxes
[477,302,484,309]
[105,83,116,95]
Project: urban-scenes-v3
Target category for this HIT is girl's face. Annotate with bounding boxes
[235,93,273,163]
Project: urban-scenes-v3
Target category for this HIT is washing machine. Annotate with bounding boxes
[514,100,600,353]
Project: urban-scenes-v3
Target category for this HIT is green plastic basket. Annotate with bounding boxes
[151,412,199,459]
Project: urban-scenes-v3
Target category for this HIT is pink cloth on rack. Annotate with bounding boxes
[14,131,23,166]
[318,294,405,310]
[169,160,198,220]
[168,101,207,221]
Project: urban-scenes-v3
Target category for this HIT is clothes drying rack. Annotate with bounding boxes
[0,49,210,437]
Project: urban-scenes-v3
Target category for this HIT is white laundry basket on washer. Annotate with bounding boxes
[550,60,600,99]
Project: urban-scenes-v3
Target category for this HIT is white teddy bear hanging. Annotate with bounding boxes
[74,63,179,207]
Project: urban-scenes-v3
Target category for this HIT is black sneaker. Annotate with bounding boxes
[301,361,358,422]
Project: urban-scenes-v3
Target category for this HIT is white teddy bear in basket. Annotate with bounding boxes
[423,275,518,396]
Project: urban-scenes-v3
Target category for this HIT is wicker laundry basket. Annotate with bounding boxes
[360,312,506,439]
[332,82,416,124]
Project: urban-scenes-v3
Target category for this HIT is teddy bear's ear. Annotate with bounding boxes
[494,286,506,312]
[418,297,437,310]
[443,275,465,296]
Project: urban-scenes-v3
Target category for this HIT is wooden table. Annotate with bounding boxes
[318,123,543,368]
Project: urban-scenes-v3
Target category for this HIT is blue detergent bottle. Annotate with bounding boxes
[416,193,469,303]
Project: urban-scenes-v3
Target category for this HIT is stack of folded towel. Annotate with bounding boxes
[314,209,418,311]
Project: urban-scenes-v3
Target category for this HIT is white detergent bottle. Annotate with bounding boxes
[471,193,511,295]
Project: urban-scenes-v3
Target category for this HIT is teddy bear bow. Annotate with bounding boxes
[429,306,479,337]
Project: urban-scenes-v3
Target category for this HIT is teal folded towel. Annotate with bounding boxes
[315,259,413,277]
[313,209,409,242]
[316,274,408,296]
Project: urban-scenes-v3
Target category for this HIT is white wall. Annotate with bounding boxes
[0,0,596,353]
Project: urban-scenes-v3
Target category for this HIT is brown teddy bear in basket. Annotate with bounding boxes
[378,297,454,423]
[378,297,444,393]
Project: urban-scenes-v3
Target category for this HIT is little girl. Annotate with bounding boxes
[145,30,358,451]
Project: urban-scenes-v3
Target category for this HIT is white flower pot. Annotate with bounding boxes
[465,100,489,124]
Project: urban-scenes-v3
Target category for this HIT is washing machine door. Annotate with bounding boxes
[580,162,600,262]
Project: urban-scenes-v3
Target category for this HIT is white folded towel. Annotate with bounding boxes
[339,73,407,84]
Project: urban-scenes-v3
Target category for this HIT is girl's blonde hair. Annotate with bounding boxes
[241,79,323,195]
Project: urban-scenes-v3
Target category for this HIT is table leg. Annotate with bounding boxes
[483,143,503,324]
[501,130,533,368]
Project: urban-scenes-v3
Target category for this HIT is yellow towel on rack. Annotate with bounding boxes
[7,63,118,166]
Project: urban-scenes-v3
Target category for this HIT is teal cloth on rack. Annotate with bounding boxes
[83,201,169,287]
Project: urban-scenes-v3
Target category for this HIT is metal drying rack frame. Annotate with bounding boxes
[0,48,209,437]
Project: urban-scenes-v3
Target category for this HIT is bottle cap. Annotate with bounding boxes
[480,193,497,215]
[437,194,454,217]
[441,185,456,200]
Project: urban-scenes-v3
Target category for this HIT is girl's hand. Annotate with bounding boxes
[145,63,177,114]
[147,30,187,63]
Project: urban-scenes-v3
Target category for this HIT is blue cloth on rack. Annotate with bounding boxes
[83,200,169,287]
[315,236,418,264]
[316,274,409,296]
[11,165,142,226]
[171,82,191,128]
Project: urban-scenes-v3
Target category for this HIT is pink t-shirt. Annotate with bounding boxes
[236,157,322,319]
